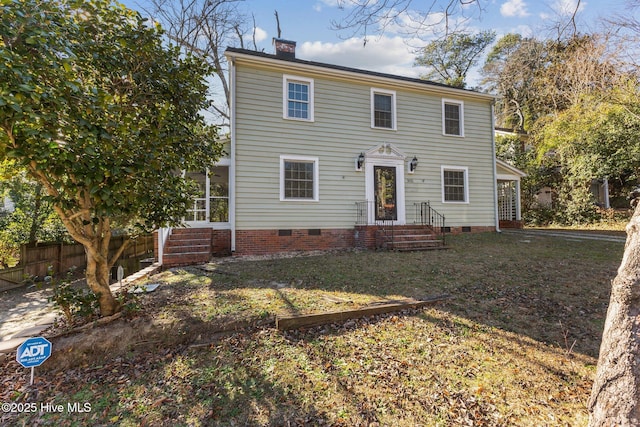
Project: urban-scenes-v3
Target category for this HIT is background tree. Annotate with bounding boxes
[0,0,221,316]
[147,0,258,127]
[482,34,546,131]
[415,30,495,88]
[0,161,69,245]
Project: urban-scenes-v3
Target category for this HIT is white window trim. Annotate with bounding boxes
[283,75,314,122]
[371,88,397,130]
[442,98,464,137]
[441,165,469,204]
[280,155,320,202]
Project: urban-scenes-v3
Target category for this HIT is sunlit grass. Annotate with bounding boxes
[1,232,623,426]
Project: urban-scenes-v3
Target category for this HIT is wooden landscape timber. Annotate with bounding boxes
[275,295,451,331]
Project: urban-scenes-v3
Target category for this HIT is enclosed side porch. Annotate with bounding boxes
[496,159,526,229]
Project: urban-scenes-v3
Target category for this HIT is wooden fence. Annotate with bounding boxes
[0,235,154,291]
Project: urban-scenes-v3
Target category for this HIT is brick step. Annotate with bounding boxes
[377,225,435,230]
[169,232,212,238]
[167,236,211,245]
[164,245,211,254]
[162,228,213,267]
[389,239,443,248]
[386,233,439,241]
[170,228,212,234]
[162,252,211,267]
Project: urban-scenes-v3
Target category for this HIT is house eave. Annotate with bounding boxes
[496,158,527,178]
[224,48,496,102]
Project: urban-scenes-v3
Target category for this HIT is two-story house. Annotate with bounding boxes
[156,39,524,266]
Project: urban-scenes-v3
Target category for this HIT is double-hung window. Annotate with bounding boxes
[280,155,319,201]
[371,88,396,130]
[283,75,314,121]
[442,99,464,136]
[442,166,469,203]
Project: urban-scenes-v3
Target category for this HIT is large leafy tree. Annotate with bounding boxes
[482,34,546,131]
[414,30,495,88]
[0,0,221,316]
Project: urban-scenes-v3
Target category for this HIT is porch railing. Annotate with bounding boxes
[355,200,446,247]
[414,201,446,245]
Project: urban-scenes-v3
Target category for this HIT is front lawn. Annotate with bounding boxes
[0,232,623,426]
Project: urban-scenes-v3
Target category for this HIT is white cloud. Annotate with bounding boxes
[312,0,344,11]
[541,0,587,18]
[253,27,268,43]
[299,36,424,78]
[500,0,530,18]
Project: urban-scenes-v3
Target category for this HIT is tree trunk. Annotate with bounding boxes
[589,203,640,426]
[85,248,119,317]
[28,183,43,244]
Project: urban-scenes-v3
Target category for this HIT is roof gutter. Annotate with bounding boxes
[224,50,496,103]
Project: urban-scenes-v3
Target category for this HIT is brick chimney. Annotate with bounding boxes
[273,38,296,59]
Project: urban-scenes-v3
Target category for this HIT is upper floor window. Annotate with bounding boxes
[442,99,464,136]
[283,75,314,121]
[371,88,396,130]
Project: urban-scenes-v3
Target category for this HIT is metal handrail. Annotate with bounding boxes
[414,201,446,245]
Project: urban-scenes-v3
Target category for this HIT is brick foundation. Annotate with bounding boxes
[212,229,232,255]
[446,225,496,234]
[156,225,497,261]
[499,220,524,229]
[234,228,355,256]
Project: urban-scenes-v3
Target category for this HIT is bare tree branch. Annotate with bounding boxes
[331,0,484,42]
[145,0,257,126]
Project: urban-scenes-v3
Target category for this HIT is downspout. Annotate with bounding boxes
[229,56,237,252]
[491,103,501,233]
[603,177,610,209]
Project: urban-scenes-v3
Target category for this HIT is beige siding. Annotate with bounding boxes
[234,62,496,230]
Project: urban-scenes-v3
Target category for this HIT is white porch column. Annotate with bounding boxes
[515,179,522,221]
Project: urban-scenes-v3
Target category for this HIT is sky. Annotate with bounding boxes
[123,0,633,87]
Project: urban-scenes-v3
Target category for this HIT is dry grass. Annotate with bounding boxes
[0,231,623,426]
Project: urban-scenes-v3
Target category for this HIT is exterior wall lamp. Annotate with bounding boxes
[356,152,365,171]
[409,156,418,173]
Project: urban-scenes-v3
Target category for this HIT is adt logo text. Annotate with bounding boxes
[16,337,52,368]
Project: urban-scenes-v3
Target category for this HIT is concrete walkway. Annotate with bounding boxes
[0,263,161,360]
[501,228,626,243]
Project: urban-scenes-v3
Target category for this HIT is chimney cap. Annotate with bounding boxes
[273,38,296,59]
[272,38,297,46]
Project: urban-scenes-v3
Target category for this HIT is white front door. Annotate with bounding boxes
[365,158,406,225]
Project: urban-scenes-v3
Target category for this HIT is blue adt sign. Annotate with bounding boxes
[16,337,52,368]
